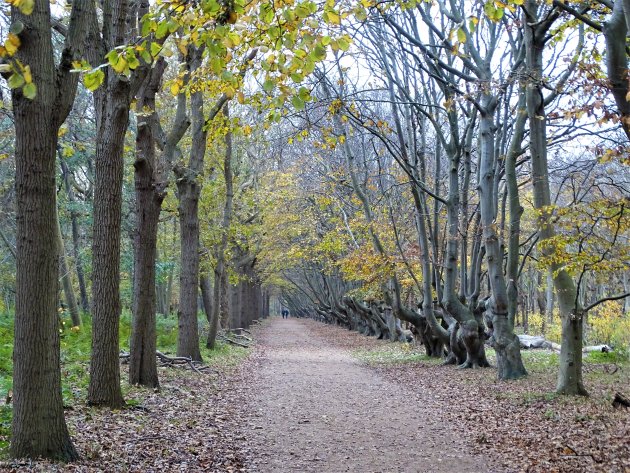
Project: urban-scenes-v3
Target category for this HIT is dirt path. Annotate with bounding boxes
[243,318,489,473]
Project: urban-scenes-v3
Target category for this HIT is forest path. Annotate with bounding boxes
[243,318,489,473]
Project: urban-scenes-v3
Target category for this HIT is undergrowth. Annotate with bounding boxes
[0,311,248,458]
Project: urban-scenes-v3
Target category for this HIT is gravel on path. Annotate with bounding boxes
[243,318,489,473]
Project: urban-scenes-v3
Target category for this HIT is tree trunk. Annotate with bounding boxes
[478,92,527,380]
[86,0,146,408]
[207,105,233,349]
[12,97,78,462]
[129,69,164,388]
[200,272,213,324]
[174,46,208,361]
[207,269,223,349]
[10,0,87,460]
[231,282,243,330]
[129,173,161,388]
[603,0,630,141]
[60,158,90,313]
[524,0,586,395]
[175,178,203,361]
[57,216,81,327]
[88,84,129,406]
[506,91,527,329]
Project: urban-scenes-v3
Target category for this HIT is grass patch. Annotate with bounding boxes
[200,342,249,368]
[354,343,439,366]
[520,350,559,372]
[585,350,628,364]
[0,405,10,458]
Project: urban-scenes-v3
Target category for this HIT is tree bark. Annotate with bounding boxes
[175,174,203,361]
[87,0,154,406]
[10,0,87,460]
[200,272,213,324]
[478,93,527,380]
[524,0,587,395]
[57,215,81,327]
[60,158,90,313]
[207,105,233,348]
[129,64,166,389]
[603,0,630,141]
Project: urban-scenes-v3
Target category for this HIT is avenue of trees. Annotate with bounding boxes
[0,0,628,462]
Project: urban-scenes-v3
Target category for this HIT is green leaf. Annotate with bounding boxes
[295,4,310,18]
[105,49,119,67]
[291,95,305,111]
[10,21,24,35]
[126,50,140,70]
[210,56,224,74]
[201,0,220,14]
[156,21,169,39]
[260,4,274,23]
[7,73,24,89]
[337,36,351,51]
[83,69,105,91]
[312,44,327,61]
[140,50,152,64]
[150,42,162,57]
[22,82,36,99]
[457,27,466,43]
[263,78,275,94]
[167,19,178,33]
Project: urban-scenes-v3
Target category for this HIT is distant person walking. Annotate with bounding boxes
[281,308,289,319]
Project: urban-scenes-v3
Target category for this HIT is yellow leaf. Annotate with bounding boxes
[23,65,32,83]
[326,10,340,24]
[5,33,21,56]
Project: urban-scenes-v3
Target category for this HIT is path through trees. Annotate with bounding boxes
[242,318,488,472]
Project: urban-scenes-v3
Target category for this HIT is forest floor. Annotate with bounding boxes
[1,317,629,472]
[246,318,629,473]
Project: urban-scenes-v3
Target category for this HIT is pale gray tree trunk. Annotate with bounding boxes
[524,0,587,395]
[478,93,527,380]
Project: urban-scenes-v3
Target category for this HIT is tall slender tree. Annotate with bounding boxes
[7,0,88,460]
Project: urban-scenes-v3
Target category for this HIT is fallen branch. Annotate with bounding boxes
[612,392,630,409]
[218,335,251,348]
[583,344,613,353]
[119,351,217,374]
[229,328,252,335]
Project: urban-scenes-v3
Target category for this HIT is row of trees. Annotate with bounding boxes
[258,0,629,394]
[0,0,629,463]
[0,0,346,461]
